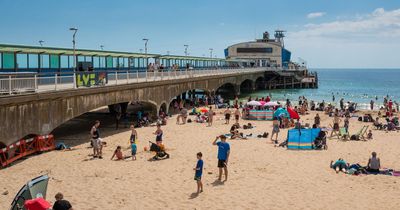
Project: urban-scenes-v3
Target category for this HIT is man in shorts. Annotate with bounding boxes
[212,135,230,181]
[224,107,232,124]
[90,120,103,159]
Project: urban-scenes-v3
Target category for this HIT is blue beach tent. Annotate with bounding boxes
[287,128,321,150]
[273,108,290,119]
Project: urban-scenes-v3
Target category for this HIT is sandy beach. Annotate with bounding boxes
[1,110,400,210]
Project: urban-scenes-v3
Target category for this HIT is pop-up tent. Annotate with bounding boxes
[287,128,321,150]
[10,175,49,210]
[273,108,290,119]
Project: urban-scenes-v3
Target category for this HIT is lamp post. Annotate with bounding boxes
[142,38,149,66]
[69,27,78,72]
[39,40,44,47]
[209,48,213,58]
[100,45,104,50]
[184,45,189,56]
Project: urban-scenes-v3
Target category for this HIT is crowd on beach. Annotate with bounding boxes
[48,91,400,208]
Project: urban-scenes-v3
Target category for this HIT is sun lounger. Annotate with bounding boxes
[354,125,369,141]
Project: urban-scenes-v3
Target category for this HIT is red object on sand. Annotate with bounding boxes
[24,198,51,210]
[287,107,300,119]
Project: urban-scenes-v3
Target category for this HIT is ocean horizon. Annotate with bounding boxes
[240,68,400,110]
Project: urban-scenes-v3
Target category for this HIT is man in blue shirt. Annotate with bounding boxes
[193,152,204,193]
[213,135,230,181]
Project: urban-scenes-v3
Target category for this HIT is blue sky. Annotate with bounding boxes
[1,0,399,68]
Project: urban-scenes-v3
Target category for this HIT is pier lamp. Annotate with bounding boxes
[209,48,213,58]
[100,45,104,50]
[142,38,149,66]
[39,40,44,47]
[69,27,78,72]
[184,45,189,56]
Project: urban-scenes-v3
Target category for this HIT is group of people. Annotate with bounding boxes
[330,152,381,175]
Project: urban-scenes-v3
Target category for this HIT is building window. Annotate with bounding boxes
[16,54,28,69]
[29,54,39,68]
[237,47,273,53]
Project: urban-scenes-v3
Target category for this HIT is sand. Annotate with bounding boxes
[1,110,400,210]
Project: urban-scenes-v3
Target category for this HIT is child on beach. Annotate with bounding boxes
[154,124,163,144]
[111,146,124,161]
[193,152,204,194]
[367,130,373,140]
[130,125,137,160]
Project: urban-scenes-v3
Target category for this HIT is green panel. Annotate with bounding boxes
[106,57,113,68]
[50,55,59,68]
[2,53,14,69]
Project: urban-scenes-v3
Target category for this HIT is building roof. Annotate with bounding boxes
[0,44,226,61]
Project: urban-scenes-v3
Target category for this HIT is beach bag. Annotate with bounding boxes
[262,132,268,138]
[350,134,358,140]
[187,119,192,123]
[358,117,362,121]
[243,125,248,129]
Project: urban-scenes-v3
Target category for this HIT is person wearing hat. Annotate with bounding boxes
[212,135,230,182]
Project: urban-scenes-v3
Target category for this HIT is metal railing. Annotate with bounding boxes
[0,67,267,97]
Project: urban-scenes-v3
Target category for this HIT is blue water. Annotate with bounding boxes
[241,69,400,109]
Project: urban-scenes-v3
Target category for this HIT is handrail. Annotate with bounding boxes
[0,67,268,97]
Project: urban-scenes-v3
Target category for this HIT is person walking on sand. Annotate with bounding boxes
[330,114,341,137]
[314,113,321,127]
[207,106,214,127]
[270,117,280,144]
[212,135,230,182]
[193,152,204,194]
[224,107,232,124]
[234,108,241,124]
[90,120,103,159]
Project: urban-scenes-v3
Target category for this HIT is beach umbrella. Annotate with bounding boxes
[264,101,279,106]
[273,108,290,118]
[247,100,262,106]
[199,108,208,113]
[287,107,300,119]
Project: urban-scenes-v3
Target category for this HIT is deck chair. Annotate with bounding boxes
[353,125,369,141]
[338,127,349,141]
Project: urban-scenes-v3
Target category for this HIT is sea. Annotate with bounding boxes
[239,68,400,110]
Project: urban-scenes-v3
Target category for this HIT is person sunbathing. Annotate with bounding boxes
[330,158,349,173]
[366,152,380,173]
[231,130,247,140]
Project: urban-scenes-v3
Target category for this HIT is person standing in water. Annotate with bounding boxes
[370,100,374,110]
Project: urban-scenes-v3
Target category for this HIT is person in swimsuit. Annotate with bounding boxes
[330,114,341,137]
[111,146,124,160]
[234,108,241,124]
[270,117,280,144]
[207,106,214,127]
[90,120,103,159]
[224,107,232,124]
[154,124,163,144]
[367,152,380,173]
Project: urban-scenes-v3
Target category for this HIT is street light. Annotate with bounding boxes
[184,45,189,56]
[100,45,104,50]
[69,27,78,72]
[142,38,149,66]
[209,48,213,58]
[39,40,44,47]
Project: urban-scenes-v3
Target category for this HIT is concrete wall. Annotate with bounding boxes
[0,71,265,145]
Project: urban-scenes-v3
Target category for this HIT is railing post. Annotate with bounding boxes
[161,70,164,80]
[73,73,77,89]
[136,70,139,83]
[168,69,170,80]
[115,71,118,85]
[8,75,12,95]
[54,74,58,90]
[126,71,129,84]
[145,70,148,82]
[34,74,38,92]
